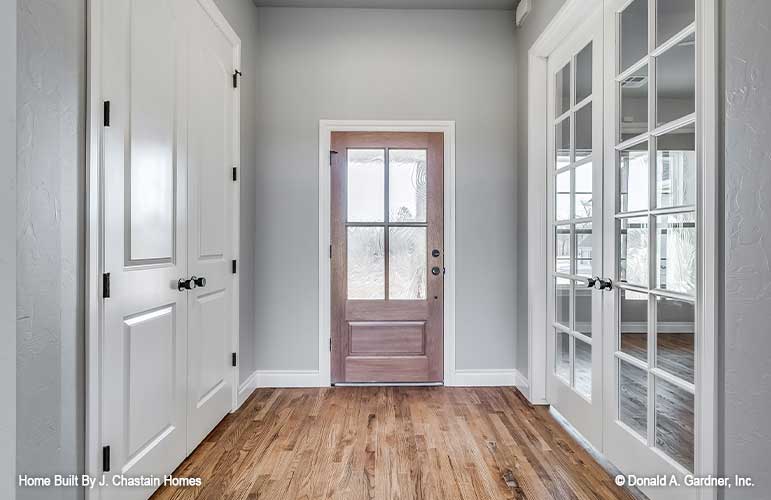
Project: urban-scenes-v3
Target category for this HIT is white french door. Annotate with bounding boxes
[546,9,605,449]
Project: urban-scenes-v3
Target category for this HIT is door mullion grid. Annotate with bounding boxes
[646,0,658,451]
[384,148,390,300]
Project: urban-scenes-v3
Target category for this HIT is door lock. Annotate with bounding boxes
[178,278,196,291]
[432,249,441,258]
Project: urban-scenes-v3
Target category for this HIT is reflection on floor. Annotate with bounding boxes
[152,387,642,500]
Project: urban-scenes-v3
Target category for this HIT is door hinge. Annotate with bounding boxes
[329,338,332,352]
[330,150,338,166]
[102,273,111,298]
[103,101,110,127]
[329,245,332,259]
[232,352,237,367]
[102,446,111,472]
[232,260,237,274]
[233,69,242,88]
[232,167,237,181]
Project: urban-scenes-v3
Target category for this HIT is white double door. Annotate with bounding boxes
[100,0,239,498]
[547,2,701,500]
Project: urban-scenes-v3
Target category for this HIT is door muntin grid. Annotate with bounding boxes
[613,0,697,473]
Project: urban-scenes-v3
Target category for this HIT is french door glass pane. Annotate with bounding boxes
[347,227,385,299]
[556,62,571,116]
[556,118,572,169]
[620,289,648,361]
[575,222,593,276]
[575,285,592,337]
[575,104,592,161]
[655,296,695,383]
[347,149,385,222]
[556,170,571,220]
[575,42,593,103]
[619,144,649,212]
[618,359,648,438]
[654,377,694,471]
[556,225,571,274]
[388,226,427,300]
[620,0,648,72]
[619,216,649,287]
[657,0,695,45]
[656,212,696,295]
[656,33,695,127]
[575,339,592,399]
[575,162,593,218]
[620,65,649,141]
[555,278,570,327]
[556,330,571,382]
[656,125,696,208]
[389,149,427,223]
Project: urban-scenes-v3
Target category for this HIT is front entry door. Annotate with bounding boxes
[331,132,444,383]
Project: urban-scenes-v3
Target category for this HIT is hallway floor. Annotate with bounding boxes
[152,387,641,500]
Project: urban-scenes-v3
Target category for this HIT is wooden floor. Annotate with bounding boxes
[152,387,642,500]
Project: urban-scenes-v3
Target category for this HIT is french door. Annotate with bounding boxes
[546,10,605,448]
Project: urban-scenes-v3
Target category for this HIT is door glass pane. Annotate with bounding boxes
[619,359,648,438]
[575,223,593,276]
[655,378,694,471]
[555,278,570,327]
[620,0,648,72]
[389,149,427,223]
[556,62,571,117]
[556,330,571,382]
[388,227,427,300]
[347,227,385,299]
[656,34,695,127]
[556,170,571,221]
[575,162,593,218]
[347,149,385,222]
[656,212,696,295]
[657,0,695,46]
[620,217,649,287]
[575,285,592,338]
[556,225,571,274]
[620,289,648,361]
[556,118,571,169]
[655,296,695,383]
[620,65,649,141]
[575,42,593,103]
[656,125,696,208]
[575,104,592,161]
[574,339,592,399]
[619,144,649,213]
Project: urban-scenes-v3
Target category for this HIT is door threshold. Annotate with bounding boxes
[333,382,444,387]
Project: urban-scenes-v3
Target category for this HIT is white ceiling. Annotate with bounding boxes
[252,0,517,9]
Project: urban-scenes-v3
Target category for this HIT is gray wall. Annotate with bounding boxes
[721,0,771,497]
[16,1,85,499]
[212,0,260,384]
[254,7,517,371]
[2,1,17,498]
[513,0,567,376]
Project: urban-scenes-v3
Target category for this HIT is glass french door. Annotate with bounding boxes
[603,0,700,498]
[546,9,604,448]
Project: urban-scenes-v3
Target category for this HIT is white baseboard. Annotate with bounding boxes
[236,370,259,408]
[452,369,523,387]
[256,370,322,388]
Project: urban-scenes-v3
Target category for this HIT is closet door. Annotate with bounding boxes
[101,0,188,498]
[184,0,240,450]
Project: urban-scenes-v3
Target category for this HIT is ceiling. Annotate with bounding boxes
[252,0,517,9]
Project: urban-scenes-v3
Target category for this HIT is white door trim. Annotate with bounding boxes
[526,1,717,498]
[318,120,456,387]
[85,1,241,497]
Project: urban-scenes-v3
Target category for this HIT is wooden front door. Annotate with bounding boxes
[331,132,444,383]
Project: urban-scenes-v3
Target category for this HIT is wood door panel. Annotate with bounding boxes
[346,300,428,321]
[349,321,425,355]
[345,356,431,383]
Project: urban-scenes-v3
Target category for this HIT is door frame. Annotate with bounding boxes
[318,120,456,387]
[525,0,718,498]
[85,1,241,497]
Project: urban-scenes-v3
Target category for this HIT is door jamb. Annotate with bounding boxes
[85,1,241,498]
[318,120,456,387]
[526,0,718,498]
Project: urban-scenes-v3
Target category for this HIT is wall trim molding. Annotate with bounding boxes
[256,370,322,388]
[453,369,526,388]
[236,370,260,408]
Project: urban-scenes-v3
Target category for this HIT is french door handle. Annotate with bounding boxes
[193,276,207,288]
[587,276,600,288]
[598,278,613,291]
[178,278,196,291]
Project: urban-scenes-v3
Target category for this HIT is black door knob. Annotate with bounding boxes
[431,266,442,276]
[587,276,600,288]
[178,278,196,291]
[193,276,206,288]
[598,278,613,291]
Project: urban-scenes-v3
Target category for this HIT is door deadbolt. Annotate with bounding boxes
[432,249,441,258]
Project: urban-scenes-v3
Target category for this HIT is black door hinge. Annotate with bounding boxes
[330,150,338,166]
[232,167,237,181]
[329,245,332,259]
[103,101,110,127]
[233,69,242,88]
[232,260,237,274]
[102,273,111,298]
[102,446,111,472]
[329,338,332,352]
[232,352,237,367]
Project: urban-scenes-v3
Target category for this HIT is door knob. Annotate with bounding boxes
[192,276,206,288]
[178,278,196,291]
[431,266,442,276]
[587,276,600,288]
[432,249,441,258]
[598,278,613,291]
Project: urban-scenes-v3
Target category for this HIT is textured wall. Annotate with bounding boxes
[16,1,86,499]
[255,7,517,371]
[212,0,260,384]
[513,0,567,376]
[2,1,17,498]
[722,0,771,497]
